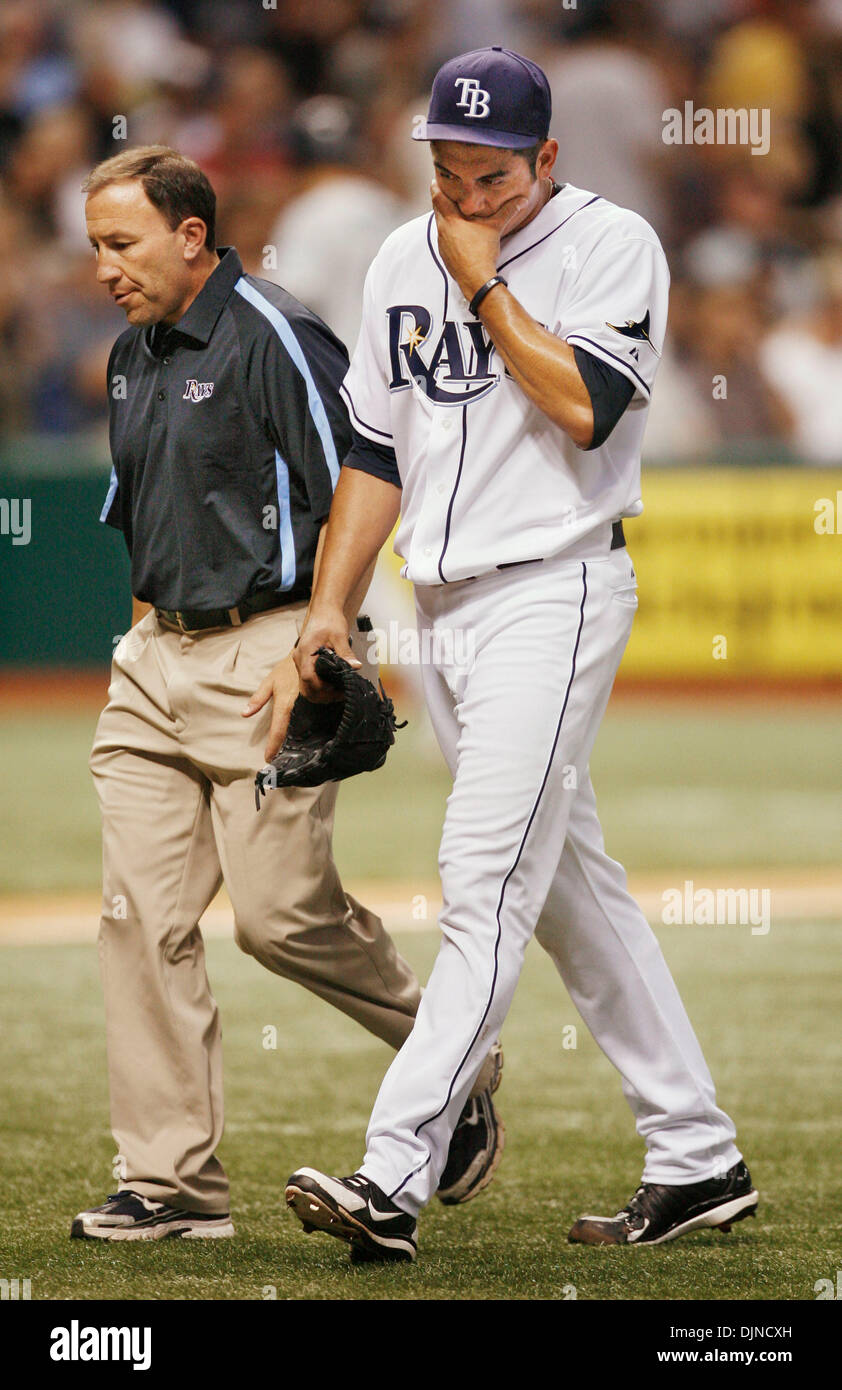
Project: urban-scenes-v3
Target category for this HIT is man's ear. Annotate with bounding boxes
[181,217,208,262]
[536,138,559,181]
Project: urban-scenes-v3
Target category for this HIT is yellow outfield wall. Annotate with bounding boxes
[619,468,842,677]
[379,467,842,679]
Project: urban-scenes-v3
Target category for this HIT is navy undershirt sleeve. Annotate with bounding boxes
[343,429,402,488]
[573,345,636,450]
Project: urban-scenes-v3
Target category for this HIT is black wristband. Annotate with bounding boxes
[469,275,508,317]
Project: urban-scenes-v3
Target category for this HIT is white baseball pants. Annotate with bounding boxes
[359,542,741,1216]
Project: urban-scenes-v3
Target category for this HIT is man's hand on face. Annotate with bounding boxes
[431,178,528,303]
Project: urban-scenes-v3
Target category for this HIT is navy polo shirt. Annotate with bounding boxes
[100,247,351,611]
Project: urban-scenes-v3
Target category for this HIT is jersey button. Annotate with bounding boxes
[162,356,172,365]
[157,389,166,400]
[442,417,453,431]
[436,483,446,494]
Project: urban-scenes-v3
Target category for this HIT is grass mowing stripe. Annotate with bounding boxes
[0,923,838,1300]
[3,704,842,891]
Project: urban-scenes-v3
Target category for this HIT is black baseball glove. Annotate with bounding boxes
[254,647,404,806]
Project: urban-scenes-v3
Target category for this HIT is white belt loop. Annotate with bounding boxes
[228,606,243,626]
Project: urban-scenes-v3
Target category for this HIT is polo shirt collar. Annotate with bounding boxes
[168,246,243,345]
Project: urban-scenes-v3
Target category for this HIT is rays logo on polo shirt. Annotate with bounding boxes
[387,305,499,404]
[182,379,215,402]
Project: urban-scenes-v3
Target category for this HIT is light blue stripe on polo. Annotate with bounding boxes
[99,466,118,522]
[274,450,296,590]
[234,277,340,489]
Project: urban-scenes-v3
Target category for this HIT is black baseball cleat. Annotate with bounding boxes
[437,1042,505,1205]
[568,1160,758,1246]
[437,1091,505,1205]
[285,1169,417,1263]
[70,1191,235,1241]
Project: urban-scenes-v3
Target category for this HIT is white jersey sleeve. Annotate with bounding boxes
[559,229,669,401]
[339,258,394,448]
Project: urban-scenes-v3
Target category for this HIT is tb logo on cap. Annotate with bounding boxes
[454,77,491,119]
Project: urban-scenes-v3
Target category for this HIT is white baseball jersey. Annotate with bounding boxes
[335,174,740,1218]
[341,182,669,585]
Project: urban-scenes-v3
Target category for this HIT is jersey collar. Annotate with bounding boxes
[155,246,244,347]
[495,183,599,273]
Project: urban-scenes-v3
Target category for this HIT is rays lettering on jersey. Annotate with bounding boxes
[387,306,499,404]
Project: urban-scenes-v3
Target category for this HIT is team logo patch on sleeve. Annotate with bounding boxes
[182,379,215,401]
[605,310,658,353]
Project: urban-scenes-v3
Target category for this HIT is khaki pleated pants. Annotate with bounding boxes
[90,603,421,1213]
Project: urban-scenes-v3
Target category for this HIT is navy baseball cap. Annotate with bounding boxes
[412,46,551,150]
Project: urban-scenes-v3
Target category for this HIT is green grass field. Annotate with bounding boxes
[0,923,840,1301]
[3,700,842,891]
[1,699,840,1300]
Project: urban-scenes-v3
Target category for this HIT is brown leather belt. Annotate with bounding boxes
[155,588,292,635]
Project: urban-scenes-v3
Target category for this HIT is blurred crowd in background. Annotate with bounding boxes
[2,0,842,463]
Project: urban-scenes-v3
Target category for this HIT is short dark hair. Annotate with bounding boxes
[521,140,546,177]
[82,146,216,251]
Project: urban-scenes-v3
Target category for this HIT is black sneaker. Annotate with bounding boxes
[437,1091,505,1205]
[70,1191,235,1241]
[285,1169,417,1262]
[437,1042,505,1205]
[568,1160,758,1246]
